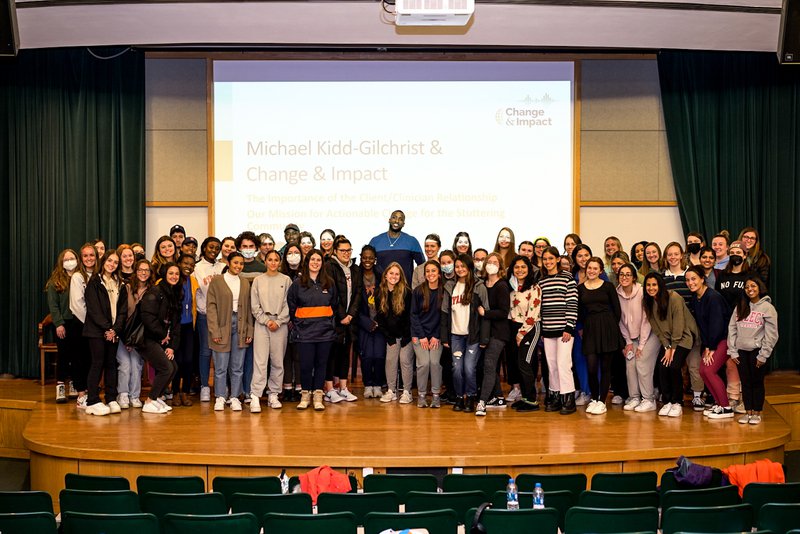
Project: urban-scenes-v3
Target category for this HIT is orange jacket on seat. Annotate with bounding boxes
[723,459,785,497]
[298,465,352,504]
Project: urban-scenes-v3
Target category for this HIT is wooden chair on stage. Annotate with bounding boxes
[65,473,130,491]
[364,509,458,534]
[465,506,559,534]
[757,502,800,534]
[565,506,659,534]
[442,473,510,497]
[591,471,658,492]
[162,512,259,534]
[516,472,587,496]
[0,490,53,514]
[317,491,399,526]
[661,503,753,534]
[61,512,159,534]
[263,511,358,534]
[39,314,58,385]
[230,493,313,528]
[491,490,574,531]
[211,476,282,509]
[363,473,438,504]
[578,490,660,509]
[0,511,57,534]
[59,489,140,515]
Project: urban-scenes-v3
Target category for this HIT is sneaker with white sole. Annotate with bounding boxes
[505,387,521,402]
[76,395,88,410]
[380,390,397,403]
[268,394,282,409]
[324,389,344,403]
[707,405,734,419]
[363,386,373,399]
[108,401,122,414]
[118,393,130,409]
[230,397,242,411]
[417,395,428,408]
[250,394,262,413]
[142,400,167,414]
[623,398,641,411]
[475,400,487,416]
[658,402,673,416]
[200,386,211,402]
[156,398,173,412]
[748,414,762,425]
[738,414,751,424]
[668,404,683,417]
[431,394,441,408]
[634,399,657,412]
[733,401,747,414]
[85,402,111,416]
[338,388,358,402]
[130,397,143,408]
[214,396,225,411]
[611,395,624,405]
[703,404,718,417]
[56,382,67,403]
[585,400,599,414]
[399,390,413,404]
[575,392,591,406]
[594,401,608,414]
[691,396,705,411]
[486,397,507,409]
[68,381,78,398]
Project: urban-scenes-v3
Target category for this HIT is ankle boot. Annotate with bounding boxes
[560,392,576,415]
[172,393,183,407]
[464,396,476,413]
[313,389,325,411]
[545,391,561,412]
[181,393,193,407]
[297,390,311,410]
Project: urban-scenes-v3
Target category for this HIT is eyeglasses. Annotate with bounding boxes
[742,235,757,241]
[137,269,151,274]
[338,249,353,254]
[618,273,633,278]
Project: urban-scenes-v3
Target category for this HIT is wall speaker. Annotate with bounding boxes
[779,0,800,64]
[0,0,18,56]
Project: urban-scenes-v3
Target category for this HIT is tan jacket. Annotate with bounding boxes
[206,274,254,352]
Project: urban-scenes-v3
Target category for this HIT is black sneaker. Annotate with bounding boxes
[453,397,465,412]
[516,400,540,412]
[464,396,476,413]
[511,400,528,410]
[486,397,507,409]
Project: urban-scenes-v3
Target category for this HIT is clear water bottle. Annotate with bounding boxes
[533,482,545,509]
[506,478,519,510]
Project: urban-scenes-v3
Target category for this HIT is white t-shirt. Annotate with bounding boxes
[224,272,241,312]
[450,281,470,336]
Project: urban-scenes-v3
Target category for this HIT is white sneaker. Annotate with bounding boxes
[586,400,599,414]
[268,394,282,409]
[658,402,673,416]
[363,386,373,399]
[738,414,751,424]
[200,386,211,402]
[611,395,624,405]
[707,405,734,419]
[691,396,705,411]
[156,398,173,412]
[56,383,67,403]
[250,395,262,413]
[76,395,87,410]
[733,400,747,414]
[214,397,225,411]
[142,400,167,414]
[230,397,242,411]
[338,388,358,402]
[475,401,487,416]
[117,393,130,409]
[575,392,591,406]
[130,397,142,408]
[668,404,683,417]
[108,401,122,414]
[380,390,397,403]
[594,401,608,414]
[748,414,762,425]
[624,398,641,411]
[68,381,78,398]
[324,389,344,403]
[399,390,413,404]
[85,402,111,416]
[634,399,657,412]
[505,387,521,402]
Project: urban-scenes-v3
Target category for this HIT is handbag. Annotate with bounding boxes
[123,304,145,349]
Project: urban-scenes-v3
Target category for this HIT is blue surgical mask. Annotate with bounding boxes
[441,264,454,275]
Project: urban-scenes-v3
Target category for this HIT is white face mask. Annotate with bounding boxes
[485,263,499,276]
[63,259,78,271]
[321,233,334,243]
[498,232,511,246]
[241,249,257,259]
[457,237,469,248]
[300,238,312,247]
[287,254,301,268]
[474,261,484,271]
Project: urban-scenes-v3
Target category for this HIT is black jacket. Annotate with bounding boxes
[326,259,362,340]
[375,287,412,347]
[83,275,128,339]
[139,283,182,351]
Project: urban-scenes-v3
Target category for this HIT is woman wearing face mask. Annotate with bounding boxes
[376,262,414,404]
[738,227,771,288]
[280,243,303,280]
[579,257,624,415]
[452,232,473,258]
[639,242,664,278]
[439,250,456,281]
[319,229,336,259]
[298,231,316,259]
[357,245,386,399]
[711,231,730,270]
[539,246,579,415]
[69,243,98,409]
[563,233,582,258]
[685,265,735,419]
[220,237,237,265]
[413,234,441,289]
[629,241,648,270]
[473,249,488,278]
[117,245,136,282]
[603,236,623,277]
[493,227,516,270]
[139,263,182,414]
[151,236,178,278]
[117,259,153,409]
[616,263,659,413]
[279,242,303,400]
[131,243,146,261]
[83,251,128,416]
[728,275,778,425]
[715,241,750,311]
[46,248,80,403]
[685,232,705,266]
[207,252,254,412]
[642,272,700,418]
[411,260,443,408]
[438,250,457,402]
[194,237,224,402]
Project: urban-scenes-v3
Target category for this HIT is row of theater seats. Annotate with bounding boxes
[0,471,799,533]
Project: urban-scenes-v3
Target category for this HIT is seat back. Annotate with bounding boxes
[565,506,659,534]
[59,489,140,514]
[211,476,282,508]
[743,482,800,522]
[758,502,800,534]
[364,509,458,534]
[406,490,487,522]
[0,511,57,534]
[137,475,204,496]
[263,511,358,534]
[662,485,741,511]
[288,475,358,494]
[317,491,399,525]
[517,473,587,496]
[140,492,227,521]
[230,493,312,528]
[162,512,259,534]
[661,503,753,534]
[466,506,559,534]
[61,512,159,534]
[491,490,575,530]
[578,490,660,509]
[363,474,438,503]
[0,491,54,514]
[659,468,724,497]
[442,473,510,497]
[591,472,658,492]
[66,473,131,491]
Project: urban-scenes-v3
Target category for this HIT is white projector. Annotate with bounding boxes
[394,0,475,26]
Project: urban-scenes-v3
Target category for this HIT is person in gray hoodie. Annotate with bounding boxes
[727,274,778,425]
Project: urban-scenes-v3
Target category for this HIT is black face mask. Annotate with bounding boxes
[134,252,145,262]
[687,243,701,255]
[729,255,744,267]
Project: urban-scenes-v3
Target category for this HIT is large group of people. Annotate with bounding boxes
[44,213,778,424]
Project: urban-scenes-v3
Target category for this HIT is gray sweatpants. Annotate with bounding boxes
[385,339,414,393]
[413,341,443,395]
[250,322,288,397]
[625,332,660,402]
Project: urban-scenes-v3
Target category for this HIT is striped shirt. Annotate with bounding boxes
[538,271,578,337]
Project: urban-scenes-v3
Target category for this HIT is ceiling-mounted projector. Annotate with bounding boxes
[394,0,475,26]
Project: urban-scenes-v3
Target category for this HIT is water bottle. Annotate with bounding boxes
[506,478,519,510]
[533,482,545,509]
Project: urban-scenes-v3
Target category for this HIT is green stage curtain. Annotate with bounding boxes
[658,50,799,370]
[0,48,145,377]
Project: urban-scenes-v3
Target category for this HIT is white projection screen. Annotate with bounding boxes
[213,60,575,252]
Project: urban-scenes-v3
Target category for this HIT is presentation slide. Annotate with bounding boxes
[213,60,574,253]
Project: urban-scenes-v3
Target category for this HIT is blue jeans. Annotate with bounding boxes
[450,334,479,396]
[213,313,246,399]
[196,313,212,388]
[116,341,143,400]
[242,345,254,396]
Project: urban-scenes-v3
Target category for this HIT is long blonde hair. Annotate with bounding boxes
[378,262,408,316]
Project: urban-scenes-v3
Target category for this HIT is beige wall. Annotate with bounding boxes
[145,56,683,254]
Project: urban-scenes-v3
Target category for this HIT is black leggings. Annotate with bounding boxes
[86,337,118,405]
[658,345,689,404]
[56,318,84,383]
[172,323,195,394]
[479,338,505,402]
[141,339,178,400]
[515,323,541,401]
[586,352,614,402]
[504,319,522,385]
[326,334,352,382]
[737,348,767,411]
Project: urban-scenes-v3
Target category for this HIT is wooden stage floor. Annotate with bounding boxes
[3,373,795,506]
